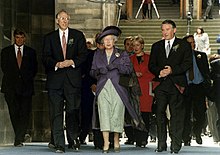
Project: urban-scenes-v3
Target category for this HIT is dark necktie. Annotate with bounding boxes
[166,41,170,58]
[62,32,66,59]
[17,47,22,68]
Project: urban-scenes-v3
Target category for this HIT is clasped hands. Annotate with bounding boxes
[98,63,118,75]
[56,60,74,68]
[159,65,172,78]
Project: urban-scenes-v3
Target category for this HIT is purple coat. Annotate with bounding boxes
[90,47,145,129]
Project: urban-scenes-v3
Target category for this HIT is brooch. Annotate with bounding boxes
[115,52,120,57]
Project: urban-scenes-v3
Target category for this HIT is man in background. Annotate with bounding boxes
[1,28,38,147]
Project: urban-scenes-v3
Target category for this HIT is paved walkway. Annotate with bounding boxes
[0,136,220,155]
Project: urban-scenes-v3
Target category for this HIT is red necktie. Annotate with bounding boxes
[17,47,22,68]
[62,32,66,59]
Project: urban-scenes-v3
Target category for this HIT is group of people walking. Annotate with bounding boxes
[1,9,220,154]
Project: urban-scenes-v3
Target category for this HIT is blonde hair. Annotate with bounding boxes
[133,35,145,45]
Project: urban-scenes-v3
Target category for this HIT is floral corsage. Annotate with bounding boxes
[172,44,179,52]
[68,38,74,46]
[197,54,201,58]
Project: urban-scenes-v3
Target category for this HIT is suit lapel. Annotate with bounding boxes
[67,30,73,57]
[20,46,26,69]
[161,40,167,58]
[194,51,203,70]
[54,30,63,58]
[11,46,20,69]
[168,38,179,57]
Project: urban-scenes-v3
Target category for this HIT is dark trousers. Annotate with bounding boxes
[142,4,152,19]
[154,79,185,151]
[5,93,32,144]
[135,112,150,145]
[48,86,81,149]
[149,113,157,140]
[124,108,135,142]
[182,83,206,143]
[204,0,215,18]
[214,79,220,140]
[79,81,94,142]
[124,126,135,142]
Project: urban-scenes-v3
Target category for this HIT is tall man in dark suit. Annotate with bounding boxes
[148,20,192,154]
[182,35,211,146]
[1,28,38,147]
[42,9,88,153]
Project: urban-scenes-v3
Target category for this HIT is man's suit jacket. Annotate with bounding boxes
[1,45,38,96]
[42,28,88,90]
[148,37,192,92]
[193,50,211,86]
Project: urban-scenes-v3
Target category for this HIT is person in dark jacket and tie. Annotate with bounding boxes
[42,9,88,153]
[148,20,192,154]
[182,35,211,146]
[1,28,38,147]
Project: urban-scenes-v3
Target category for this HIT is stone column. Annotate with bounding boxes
[126,0,133,19]
[194,0,202,19]
[102,2,117,28]
[180,0,187,19]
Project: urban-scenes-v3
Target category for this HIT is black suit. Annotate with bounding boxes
[42,28,88,149]
[182,50,211,144]
[1,45,38,145]
[79,49,97,143]
[149,38,192,152]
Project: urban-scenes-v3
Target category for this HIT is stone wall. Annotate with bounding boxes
[55,0,103,39]
[0,0,55,145]
[55,0,119,40]
[0,0,16,145]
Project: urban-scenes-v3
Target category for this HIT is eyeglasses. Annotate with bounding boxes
[58,17,70,21]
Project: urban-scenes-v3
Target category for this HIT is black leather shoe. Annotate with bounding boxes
[73,139,80,150]
[48,142,55,149]
[14,142,24,147]
[184,141,191,146]
[55,146,65,153]
[196,136,202,144]
[155,146,167,152]
[136,141,146,148]
[171,150,179,154]
[124,140,134,145]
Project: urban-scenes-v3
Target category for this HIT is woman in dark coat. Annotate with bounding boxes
[90,26,139,153]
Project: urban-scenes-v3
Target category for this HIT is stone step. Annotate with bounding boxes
[117,0,220,53]
[117,19,220,53]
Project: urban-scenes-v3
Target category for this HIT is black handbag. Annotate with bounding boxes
[119,74,133,87]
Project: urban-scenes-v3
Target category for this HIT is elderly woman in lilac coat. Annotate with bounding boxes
[90,27,132,153]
